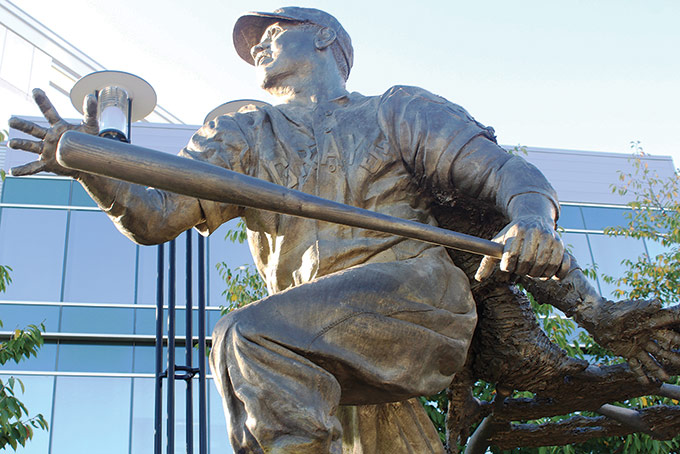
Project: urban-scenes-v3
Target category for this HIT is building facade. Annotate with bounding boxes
[0,1,677,453]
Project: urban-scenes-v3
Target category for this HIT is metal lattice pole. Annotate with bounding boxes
[154,232,209,453]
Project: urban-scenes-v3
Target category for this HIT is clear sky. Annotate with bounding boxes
[12,0,680,166]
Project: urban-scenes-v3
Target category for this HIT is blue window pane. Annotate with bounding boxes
[1,177,70,205]
[208,220,254,307]
[1,343,57,372]
[561,232,600,295]
[557,205,585,230]
[133,345,155,373]
[130,377,202,454]
[50,376,131,454]
[643,237,673,261]
[165,307,198,338]
[137,244,158,306]
[135,306,156,335]
[0,208,67,301]
[130,378,154,454]
[209,380,232,453]
[587,234,647,300]
[62,211,136,304]
[170,379,200,453]
[60,306,134,334]
[209,310,223,335]
[581,206,631,231]
[69,181,98,207]
[57,343,133,373]
[0,374,54,454]
[0,303,60,332]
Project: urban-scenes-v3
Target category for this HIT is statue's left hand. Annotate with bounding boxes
[475,215,568,281]
[8,88,98,177]
[588,299,680,384]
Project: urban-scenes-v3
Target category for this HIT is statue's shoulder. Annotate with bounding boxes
[380,85,472,116]
[381,85,447,102]
[379,86,496,140]
[201,104,272,137]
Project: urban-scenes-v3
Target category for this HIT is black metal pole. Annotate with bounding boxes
[197,235,208,454]
[154,244,165,454]
[185,231,194,454]
[167,240,176,454]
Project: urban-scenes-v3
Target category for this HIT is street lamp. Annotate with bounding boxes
[70,70,157,142]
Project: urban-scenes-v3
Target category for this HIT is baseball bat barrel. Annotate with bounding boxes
[56,131,503,259]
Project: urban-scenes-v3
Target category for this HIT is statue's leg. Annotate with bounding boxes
[210,309,343,454]
[210,248,477,454]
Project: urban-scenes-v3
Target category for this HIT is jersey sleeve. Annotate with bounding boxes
[378,85,559,218]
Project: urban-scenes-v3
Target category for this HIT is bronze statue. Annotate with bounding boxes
[8,7,680,453]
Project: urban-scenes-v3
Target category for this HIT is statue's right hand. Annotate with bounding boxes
[8,88,98,177]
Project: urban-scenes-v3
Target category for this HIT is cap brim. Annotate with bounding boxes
[233,12,302,66]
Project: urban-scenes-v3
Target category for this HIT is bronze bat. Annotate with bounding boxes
[55,130,503,259]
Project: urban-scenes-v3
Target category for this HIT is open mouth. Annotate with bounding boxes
[256,53,272,66]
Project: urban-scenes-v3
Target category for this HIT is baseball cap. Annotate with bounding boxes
[233,7,353,77]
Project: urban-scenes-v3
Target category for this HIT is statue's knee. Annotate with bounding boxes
[212,310,241,345]
[212,307,261,349]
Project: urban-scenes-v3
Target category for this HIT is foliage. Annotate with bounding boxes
[0,190,49,450]
[419,390,448,444]
[0,272,49,449]
[0,375,48,450]
[600,141,680,305]
[218,220,267,315]
[1,154,5,194]
[0,322,49,451]
[217,263,268,313]
[0,265,10,294]
[508,144,528,156]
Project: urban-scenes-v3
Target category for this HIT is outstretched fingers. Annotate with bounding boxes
[636,350,670,382]
[654,328,680,349]
[628,357,650,385]
[642,306,680,330]
[9,116,47,139]
[645,340,680,368]
[10,161,45,176]
[83,94,98,131]
[32,88,62,125]
[9,138,41,154]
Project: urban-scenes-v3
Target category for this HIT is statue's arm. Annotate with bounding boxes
[8,89,239,244]
[460,137,567,281]
[75,172,207,244]
[379,86,566,280]
[457,135,680,383]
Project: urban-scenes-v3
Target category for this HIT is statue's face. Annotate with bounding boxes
[251,22,317,90]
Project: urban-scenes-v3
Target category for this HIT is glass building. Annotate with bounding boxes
[0,1,677,453]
